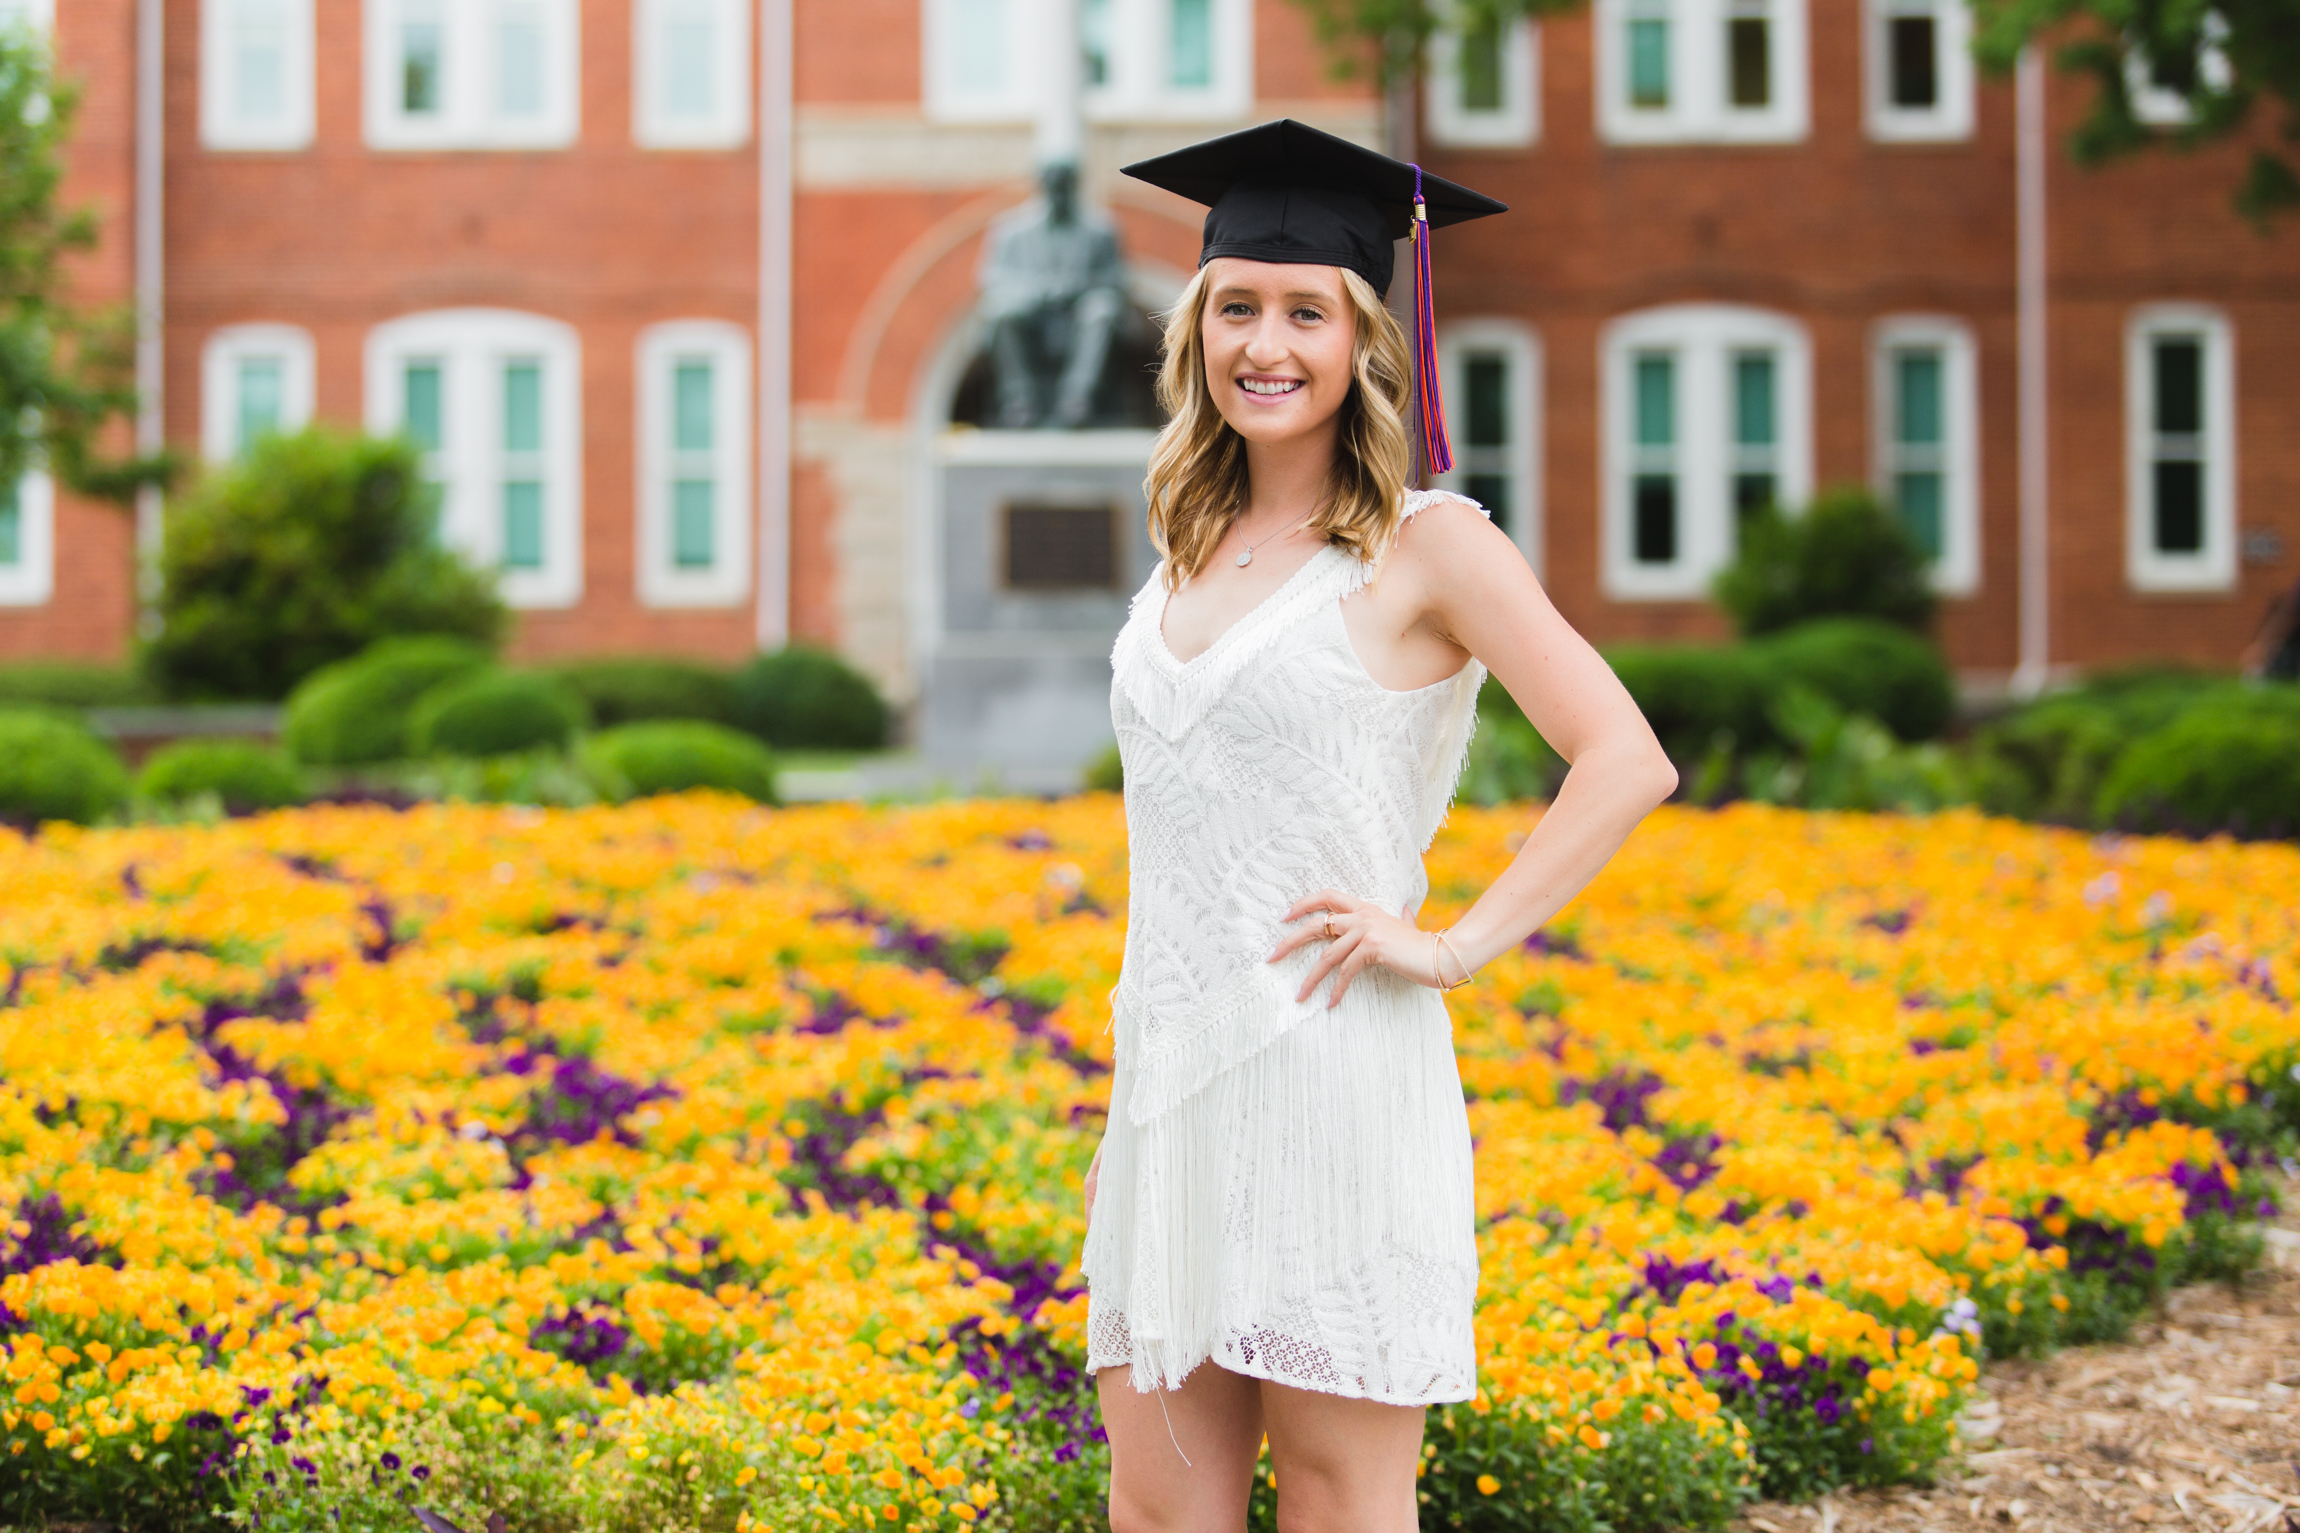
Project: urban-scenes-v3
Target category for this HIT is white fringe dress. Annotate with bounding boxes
[1080,490,1484,1408]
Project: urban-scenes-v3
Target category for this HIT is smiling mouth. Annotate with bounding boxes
[1239,378,1303,396]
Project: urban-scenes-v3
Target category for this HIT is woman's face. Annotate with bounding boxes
[1199,258,1356,447]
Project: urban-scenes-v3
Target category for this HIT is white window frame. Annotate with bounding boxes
[1863,0,1971,142]
[2125,302,2236,593]
[1426,15,1540,148]
[925,0,1252,123]
[363,0,580,151]
[633,0,751,148]
[364,309,584,609]
[200,0,316,151]
[200,323,316,462]
[636,321,753,608]
[1870,315,1978,597]
[1436,320,1543,578]
[1601,303,1811,600]
[1595,0,1808,145]
[0,1,53,36]
[0,471,53,608]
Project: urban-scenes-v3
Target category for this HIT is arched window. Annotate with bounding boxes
[1436,320,1543,576]
[1426,13,1540,148]
[1870,315,1979,596]
[1601,303,1811,600]
[201,323,316,461]
[635,320,753,607]
[2126,303,2237,593]
[365,309,584,609]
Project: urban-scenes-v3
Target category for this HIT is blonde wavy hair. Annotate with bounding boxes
[1143,262,1416,591]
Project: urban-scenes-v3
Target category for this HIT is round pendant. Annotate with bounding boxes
[1236,550,1253,567]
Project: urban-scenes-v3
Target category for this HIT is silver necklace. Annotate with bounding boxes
[1232,510,1315,567]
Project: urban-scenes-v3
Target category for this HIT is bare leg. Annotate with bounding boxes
[1098,1363,1264,1533]
[1262,1380,1425,1533]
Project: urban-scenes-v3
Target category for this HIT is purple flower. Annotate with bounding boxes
[381,1451,401,1470]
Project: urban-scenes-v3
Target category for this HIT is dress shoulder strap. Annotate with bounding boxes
[1400,488,1490,523]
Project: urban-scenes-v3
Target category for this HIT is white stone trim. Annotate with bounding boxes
[1595,0,1808,145]
[364,308,584,608]
[636,320,753,608]
[199,0,315,150]
[1436,319,1543,579]
[1425,16,1539,148]
[362,0,579,151]
[633,0,750,148]
[1863,0,1971,143]
[2125,302,2237,594]
[199,322,315,462]
[0,471,53,608]
[1870,314,1979,596]
[1600,302,1812,600]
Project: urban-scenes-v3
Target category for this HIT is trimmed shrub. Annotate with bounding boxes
[540,657,739,728]
[407,671,590,758]
[1755,617,1956,742]
[282,636,492,766]
[731,646,890,751]
[1712,488,1937,639]
[1967,671,2276,825]
[135,740,305,813]
[143,428,506,700]
[0,662,157,710]
[1600,643,1774,760]
[2094,699,2300,837]
[0,710,129,825]
[582,721,779,804]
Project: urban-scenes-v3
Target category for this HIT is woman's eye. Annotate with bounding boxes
[1221,302,1254,317]
[1292,308,1325,323]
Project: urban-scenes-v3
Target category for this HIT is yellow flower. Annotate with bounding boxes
[1476,1474,1501,1495]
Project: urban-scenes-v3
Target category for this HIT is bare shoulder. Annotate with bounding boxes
[1389,491,1535,593]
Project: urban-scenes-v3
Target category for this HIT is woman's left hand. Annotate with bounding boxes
[1268,889,1450,1006]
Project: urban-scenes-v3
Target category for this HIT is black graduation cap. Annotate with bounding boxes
[1121,119,1508,475]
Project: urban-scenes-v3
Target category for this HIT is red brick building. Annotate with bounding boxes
[2,0,2292,721]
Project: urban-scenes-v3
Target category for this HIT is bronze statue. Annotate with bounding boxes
[975,162,1128,430]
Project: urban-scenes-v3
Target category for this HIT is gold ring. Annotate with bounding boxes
[1324,917,1336,939]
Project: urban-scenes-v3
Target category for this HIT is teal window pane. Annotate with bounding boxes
[663,0,715,119]
[503,482,544,569]
[0,480,18,567]
[1465,354,1508,448]
[1895,349,1942,445]
[402,15,442,113]
[1734,352,1775,445]
[1728,15,1769,107]
[404,363,443,452]
[237,358,284,454]
[674,361,715,452]
[674,480,716,568]
[1634,354,1674,446]
[504,363,543,452]
[952,0,1004,93]
[500,8,546,118]
[1169,0,1212,89]
[1895,471,1943,558]
[1628,17,1669,108]
[1460,16,1504,112]
[1081,0,1111,83]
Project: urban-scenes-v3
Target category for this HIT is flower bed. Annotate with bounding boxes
[0,799,2290,1532]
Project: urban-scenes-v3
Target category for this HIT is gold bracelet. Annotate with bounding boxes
[1435,929,1475,991]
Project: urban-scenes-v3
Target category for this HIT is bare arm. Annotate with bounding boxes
[1275,499,1677,999]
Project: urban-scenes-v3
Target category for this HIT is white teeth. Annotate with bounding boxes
[1240,378,1302,396]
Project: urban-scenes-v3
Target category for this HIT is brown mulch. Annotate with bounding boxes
[1737,1181,2300,1533]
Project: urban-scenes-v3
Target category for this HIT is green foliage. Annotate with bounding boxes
[1460,677,1567,804]
[1758,617,1956,743]
[135,739,305,812]
[282,636,493,766]
[0,708,129,825]
[1965,669,2222,823]
[1083,742,1125,793]
[407,671,590,758]
[1602,644,1775,760]
[1738,686,1970,813]
[2093,696,2300,836]
[582,721,780,804]
[540,656,740,728]
[1410,1401,1747,1531]
[1712,490,1937,640]
[731,646,891,751]
[144,429,506,700]
[391,748,604,808]
[0,660,157,709]
[1969,0,2300,226]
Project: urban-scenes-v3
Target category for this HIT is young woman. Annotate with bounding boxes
[1078,121,1679,1533]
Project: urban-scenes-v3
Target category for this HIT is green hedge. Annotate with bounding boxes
[282,636,492,766]
[583,721,779,804]
[2094,697,2300,837]
[540,657,739,729]
[0,711,129,825]
[732,646,890,750]
[0,662,158,710]
[1600,644,1774,760]
[135,740,306,813]
[407,671,590,758]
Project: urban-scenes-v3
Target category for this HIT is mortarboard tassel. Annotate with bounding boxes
[1410,166,1454,479]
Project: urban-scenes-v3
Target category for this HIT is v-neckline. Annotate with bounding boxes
[1152,544,1342,670]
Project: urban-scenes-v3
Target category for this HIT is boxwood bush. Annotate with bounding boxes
[135,740,306,813]
[582,721,779,804]
[540,657,739,728]
[282,636,492,766]
[0,710,130,826]
[1711,488,1937,639]
[2094,699,2300,838]
[0,662,158,710]
[1600,644,1773,760]
[732,646,890,751]
[406,671,590,758]
[1757,617,1955,743]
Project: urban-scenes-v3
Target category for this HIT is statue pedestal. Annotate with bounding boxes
[921,429,1160,781]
